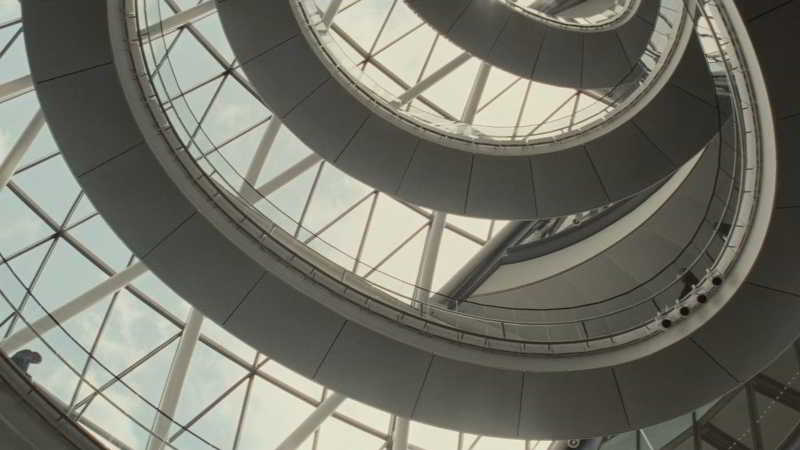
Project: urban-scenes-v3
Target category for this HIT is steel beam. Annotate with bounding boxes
[461,62,491,125]
[396,53,471,107]
[146,307,204,450]
[701,423,750,450]
[0,74,33,103]
[322,0,345,26]
[241,117,282,191]
[0,261,149,352]
[141,0,217,41]
[391,417,410,450]
[0,109,45,190]
[751,374,800,413]
[245,154,322,203]
[275,391,346,450]
[413,211,446,312]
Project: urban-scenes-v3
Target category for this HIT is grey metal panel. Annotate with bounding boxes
[668,35,718,107]
[747,208,800,296]
[335,116,420,194]
[22,0,112,82]
[519,369,629,438]
[397,142,472,214]
[616,339,738,428]
[488,14,546,78]
[616,16,656,63]
[570,254,643,302]
[214,0,299,62]
[533,30,583,88]
[225,273,346,375]
[284,78,371,161]
[735,0,794,20]
[606,229,682,283]
[78,144,196,256]
[315,322,431,417]
[743,1,800,119]
[633,84,719,167]
[403,0,470,35]
[413,356,522,437]
[635,0,661,25]
[446,0,511,59]
[775,115,800,207]
[472,272,588,309]
[529,148,609,217]
[693,283,800,382]
[143,214,265,324]
[33,65,143,175]
[465,155,537,219]
[583,31,633,89]
[585,122,674,201]
[239,36,331,117]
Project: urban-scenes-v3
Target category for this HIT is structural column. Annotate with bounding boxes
[0,109,45,190]
[321,0,345,26]
[413,211,447,309]
[146,307,204,450]
[391,416,410,450]
[242,117,282,188]
[0,261,148,352]
[275,391,346,450]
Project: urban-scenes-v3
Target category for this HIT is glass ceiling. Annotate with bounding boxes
[2,0,796,448]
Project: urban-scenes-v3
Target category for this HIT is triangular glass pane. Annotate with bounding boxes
[0,27,28,82]
[172,341,249,425]
[316,415,384,450]
[372,25,437,86]
[0,186,53,257]
[170,380,247,450]
[358,194,426,268]
[67,214,134,272]
[364,229,425,302]
[256,163,319,233]
[90,289,181,378]
[252,120,314,186]
[12,155,81,225]
[28,238,107,322]
[83,338,180,450]
[431,229,481,292]
[236,376,315,449]
[304,196,372,270]
[0,239,50,297]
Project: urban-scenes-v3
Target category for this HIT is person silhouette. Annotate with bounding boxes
[10,349,42,376]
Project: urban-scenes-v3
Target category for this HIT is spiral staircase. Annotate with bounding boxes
[10,0,800,445]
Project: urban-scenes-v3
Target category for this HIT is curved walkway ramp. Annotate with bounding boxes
[404,0,660,88]
[216,0,718,220]
[21,0,800,441]
[447,138,725,342]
